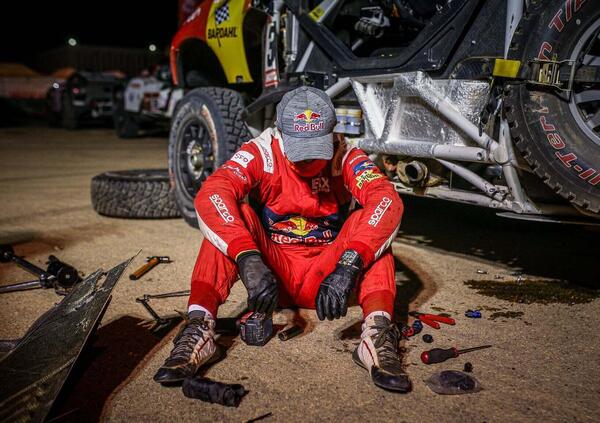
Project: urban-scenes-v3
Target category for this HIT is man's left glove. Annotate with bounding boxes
[315,250,363,321]
[237,252,278,315]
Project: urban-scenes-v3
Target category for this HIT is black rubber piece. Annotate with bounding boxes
[505,0,600,214]
[169,87,251,228]
[464,362,473,373]
[91,169,181,219]
[422,334,433,343]
[182,377,247,407]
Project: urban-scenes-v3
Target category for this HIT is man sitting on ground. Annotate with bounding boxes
[154,86,410,392]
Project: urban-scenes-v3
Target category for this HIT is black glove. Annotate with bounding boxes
[315,250,363,321]
[237,252,278,315]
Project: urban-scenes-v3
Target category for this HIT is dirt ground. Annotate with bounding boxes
[1,127,599,422]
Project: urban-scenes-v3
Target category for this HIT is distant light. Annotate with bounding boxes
[52,83,60,89]
[148,44,157,52]
[68,38,77,47]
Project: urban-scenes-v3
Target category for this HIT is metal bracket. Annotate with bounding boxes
[528,59,576,93]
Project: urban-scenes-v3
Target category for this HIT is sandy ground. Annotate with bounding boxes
[1,127,599,422]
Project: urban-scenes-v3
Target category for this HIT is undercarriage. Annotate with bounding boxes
[334,72,581,221]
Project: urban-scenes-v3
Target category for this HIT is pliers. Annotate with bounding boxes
[409,312,455,329]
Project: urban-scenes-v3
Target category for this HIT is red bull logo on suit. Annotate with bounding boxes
[271,216,319,237]
[262,207,341,244]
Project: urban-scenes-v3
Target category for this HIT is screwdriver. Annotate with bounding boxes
[421,345,492,364]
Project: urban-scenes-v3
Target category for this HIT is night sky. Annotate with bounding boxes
[1,0,180,63]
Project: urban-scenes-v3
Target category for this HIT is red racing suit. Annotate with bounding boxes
[189,127,404,317]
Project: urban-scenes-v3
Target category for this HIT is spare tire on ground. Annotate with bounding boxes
[91,169,181,218]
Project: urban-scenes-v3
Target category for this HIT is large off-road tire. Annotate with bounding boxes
[91,169,180,218]
[168,87,251,228]
[505,0,600,214]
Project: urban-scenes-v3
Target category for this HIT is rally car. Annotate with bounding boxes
[55,71,122,129]
[167,0,600,227]
[113,65,183,138]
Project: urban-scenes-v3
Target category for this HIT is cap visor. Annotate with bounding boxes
[282,133,334,162]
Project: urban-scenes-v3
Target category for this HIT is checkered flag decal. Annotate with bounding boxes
[215,4,229,25]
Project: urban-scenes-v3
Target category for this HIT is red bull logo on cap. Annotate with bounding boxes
[294,109,321,123]
[293,109,324,133]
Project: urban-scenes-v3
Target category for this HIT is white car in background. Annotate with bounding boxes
[114,65,183,138]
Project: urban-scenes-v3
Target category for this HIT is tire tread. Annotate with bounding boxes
[91,169,180,218]
[504,2,600,214]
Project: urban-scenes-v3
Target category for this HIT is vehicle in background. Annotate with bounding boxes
[50,71,123,129]
[113,65,183,138]
[168,0,600,227]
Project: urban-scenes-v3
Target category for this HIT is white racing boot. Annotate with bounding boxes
[352,311,412,392]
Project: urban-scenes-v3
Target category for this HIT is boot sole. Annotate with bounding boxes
[352,349,411,393]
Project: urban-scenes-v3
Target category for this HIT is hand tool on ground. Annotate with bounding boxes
[238,311,273,346]
[136,289,190,326]
[129,256,172,280]
[136,290,239,334]
[409,311,455,329]
[278,325,303,341]
[0,245,80,294]
[420,345,492,364]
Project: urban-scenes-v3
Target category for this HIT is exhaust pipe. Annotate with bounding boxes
[397,160,429,186]
[405,161,428,184]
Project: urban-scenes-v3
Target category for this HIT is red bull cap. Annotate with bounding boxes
[276,86,336,162]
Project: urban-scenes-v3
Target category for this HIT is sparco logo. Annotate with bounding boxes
[259,144,273,169]
[368,197,392,227]
[210,194,234,222]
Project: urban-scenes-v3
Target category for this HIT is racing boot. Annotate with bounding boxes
[153,311,219,384]
[352,311,412,392]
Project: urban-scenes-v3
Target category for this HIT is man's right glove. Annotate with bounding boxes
[237,252,278,315]
[315,249,364,321]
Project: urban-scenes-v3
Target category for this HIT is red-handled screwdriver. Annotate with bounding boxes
[420,345,492,364]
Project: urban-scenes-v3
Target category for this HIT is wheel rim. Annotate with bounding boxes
[177,116,215,202]
[569,18,600,147]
